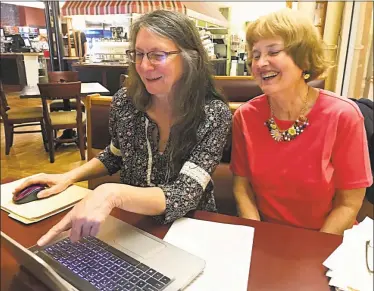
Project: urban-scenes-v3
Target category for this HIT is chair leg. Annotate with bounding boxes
[40,121,49,152]
[9,125,14,147]
[4,125,14,155]
[77,125,85,160]
[47,129,55,163]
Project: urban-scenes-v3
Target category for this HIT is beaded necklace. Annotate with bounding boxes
[265,87,310,142]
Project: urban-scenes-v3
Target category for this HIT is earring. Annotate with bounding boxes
[303,72,310,80]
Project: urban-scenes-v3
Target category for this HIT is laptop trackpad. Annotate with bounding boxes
[113,230,166,259]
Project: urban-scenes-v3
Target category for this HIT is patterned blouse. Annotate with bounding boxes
[97,88,232,224]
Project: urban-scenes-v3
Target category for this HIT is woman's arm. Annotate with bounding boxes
[320,188,365,235]
[233,175,261,220]
[64,158,109,184]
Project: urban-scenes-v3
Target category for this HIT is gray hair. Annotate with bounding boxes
[126,10,225,171]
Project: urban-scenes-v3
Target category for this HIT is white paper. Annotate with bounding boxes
[163,217,254,291]
[323,217,373,291]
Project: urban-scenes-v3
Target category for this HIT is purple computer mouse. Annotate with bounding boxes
[13,184,47,204]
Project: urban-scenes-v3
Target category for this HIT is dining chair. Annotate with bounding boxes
[119,74,128,88]
[0,81,48,155]
[38,82,86,163]
[47,71,85,112]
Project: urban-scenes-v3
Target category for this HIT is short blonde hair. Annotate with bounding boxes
[246,8,329,81]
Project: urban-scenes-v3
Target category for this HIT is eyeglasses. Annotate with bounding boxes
[366,240,373,274]
[126,50,180,65]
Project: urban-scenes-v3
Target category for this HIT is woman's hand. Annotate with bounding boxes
[13,173,75,199]
[37,184,119,246]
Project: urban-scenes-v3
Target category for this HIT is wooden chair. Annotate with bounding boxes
[0,81,48,155]
[47,71,85,112]
[38,82,86,163]
[119,74,128,88]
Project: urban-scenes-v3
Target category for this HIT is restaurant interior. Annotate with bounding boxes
[0,1,373,291]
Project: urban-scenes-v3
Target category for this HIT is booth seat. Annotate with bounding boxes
[86,77,326,217]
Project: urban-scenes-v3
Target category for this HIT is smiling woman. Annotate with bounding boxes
[230,8,372,235]
[13,10,232,246]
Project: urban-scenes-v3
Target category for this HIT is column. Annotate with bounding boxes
[297,1,316,21]
[322,2,344,91]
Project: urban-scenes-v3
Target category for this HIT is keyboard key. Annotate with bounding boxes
[123,282,134,290]
[153,272,163,280]
[159,276,171,284]
[136,280,147,288]
[132,269,143,277]
[137,263,149,272]
[131,288,143,291]
[140,273,150,281]
[111,274,121,282]
[106,281,116,289]
[105,270,114,278]
[120,261,130,269]
[104,261,114,269]
[93,273,104,282]
[117,268,127,276]
[145,268,156,276]
[127,266,136,273]
[146,277,165,289]
[143,285,158,291]
[117,278,128,286]
[124,273,132,280]
[111,265,120,272]
[129,276,140,284]
[99,277,110,287]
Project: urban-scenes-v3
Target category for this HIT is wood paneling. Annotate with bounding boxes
[18,6,46,28]
[0,3,45,28]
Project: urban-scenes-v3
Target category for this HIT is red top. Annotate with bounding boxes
[230,90,373,230]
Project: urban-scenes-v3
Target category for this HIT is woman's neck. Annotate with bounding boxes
[267,83,310,121]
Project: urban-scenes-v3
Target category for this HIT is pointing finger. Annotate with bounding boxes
[37,213,72,246]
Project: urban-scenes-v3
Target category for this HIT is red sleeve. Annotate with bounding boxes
[332,105,373,189]
[230,109,249,177]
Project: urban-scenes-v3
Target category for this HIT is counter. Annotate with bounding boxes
[72,62,129,95]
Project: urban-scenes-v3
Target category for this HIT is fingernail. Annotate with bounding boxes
[37,238,44,246]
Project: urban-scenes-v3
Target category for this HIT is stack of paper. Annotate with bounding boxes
[323,217,373,291]
[1,175,91,224]
[164,217,254,291]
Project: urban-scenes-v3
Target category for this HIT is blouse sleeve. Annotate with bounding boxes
[153,100,232,224]
[332,103,373,189]
[96,89,126,175]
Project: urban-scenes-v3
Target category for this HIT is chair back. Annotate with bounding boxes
[213,76,326,103]
[48,71,79,83]
[38,82,82,127]
[119,74,128,88]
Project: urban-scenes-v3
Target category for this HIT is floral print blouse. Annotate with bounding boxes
[97,88,231,224]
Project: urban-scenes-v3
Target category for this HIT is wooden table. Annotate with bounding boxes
[1,204,341,291]
[19,82,110,98]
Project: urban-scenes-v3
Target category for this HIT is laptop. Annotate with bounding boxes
[1,215,205,291]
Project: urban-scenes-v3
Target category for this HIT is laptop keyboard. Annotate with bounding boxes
[42,236,172,291]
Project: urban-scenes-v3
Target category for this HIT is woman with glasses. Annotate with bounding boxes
[15,10,231,246]
[230,9,372,235]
